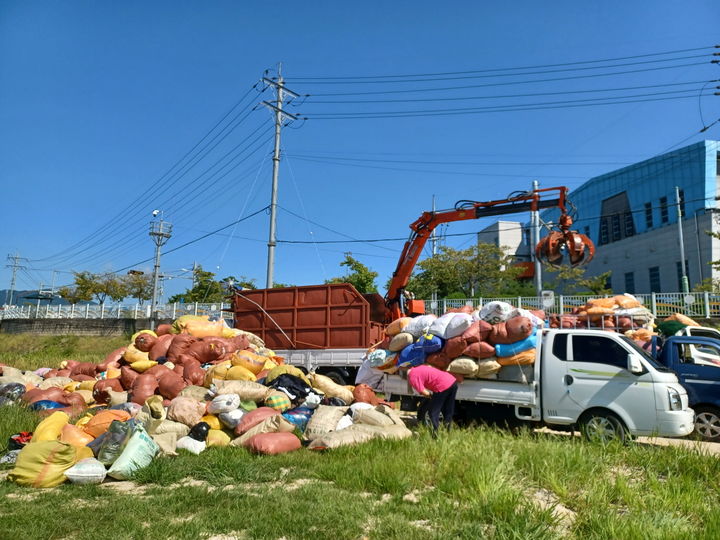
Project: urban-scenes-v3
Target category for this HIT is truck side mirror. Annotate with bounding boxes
[628,354,643,374]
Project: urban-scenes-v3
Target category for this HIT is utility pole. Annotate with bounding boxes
[676,186,689,293]
[149,215,172,330]
[5,253,27,305]
[531,180,542,296]
[262,64,299,288]
[430,195,438,307]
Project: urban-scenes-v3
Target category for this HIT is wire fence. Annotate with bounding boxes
[1,292,719,321]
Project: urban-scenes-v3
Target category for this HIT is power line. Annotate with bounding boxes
[288,45,717,80]
[305,61,709,97]
[288,53,711,84]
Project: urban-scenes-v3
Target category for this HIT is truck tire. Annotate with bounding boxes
[579,410,627,444]
[693,406,720,442]
[323,370,347,386]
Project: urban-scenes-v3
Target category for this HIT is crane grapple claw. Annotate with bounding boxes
[535,230,595,268]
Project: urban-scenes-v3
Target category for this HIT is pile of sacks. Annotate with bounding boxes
[366,302,546,382]
[548,294,654,332]
[0,316,411,488]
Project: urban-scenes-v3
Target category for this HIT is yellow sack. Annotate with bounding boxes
[32,411,70,442]
[231,350,266,375]
[262,359,279,372]
[75,446,93,461]
[131,329,157,342]
[585,297,616,309]
[59,424,95,448]
[207,429,232,447]
[74,389,95,405]
[666,313,700,327]
[203,362,233,386]
[105,367,122,379]
[201,414,222,431]
[386,317,412,337]
[226,365,257,382]
[8,441,78,488]
[265,365,311,386]
[308,373,354,404]
[130,360,157,373]
[77,380,96,392]
[74,413,94,429]
[63,381,82,392]
[123,344,149,364]
[497,348,536,366]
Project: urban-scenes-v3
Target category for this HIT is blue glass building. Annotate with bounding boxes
[535,140,720,293]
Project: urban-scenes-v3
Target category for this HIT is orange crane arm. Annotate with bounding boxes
[385,187,570,321]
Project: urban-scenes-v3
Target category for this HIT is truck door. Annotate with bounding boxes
[540,332,582,423]
[565,333,657,431]
[672,340,720,405]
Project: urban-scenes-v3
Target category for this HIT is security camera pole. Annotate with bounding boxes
[149,213,172,330]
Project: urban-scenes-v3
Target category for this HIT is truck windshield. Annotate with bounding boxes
[619,335,669,372]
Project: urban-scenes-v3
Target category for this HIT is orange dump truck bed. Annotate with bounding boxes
[230,283,387,350]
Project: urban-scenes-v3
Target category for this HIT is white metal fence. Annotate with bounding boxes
[1,292,720,321]
[0,302,232,322]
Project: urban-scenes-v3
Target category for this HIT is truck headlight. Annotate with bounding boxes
[667,387,682,411]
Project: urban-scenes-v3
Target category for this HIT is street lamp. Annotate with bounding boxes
[149,212,172,330]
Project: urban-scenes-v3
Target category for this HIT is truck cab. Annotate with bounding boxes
[655,335,720,441]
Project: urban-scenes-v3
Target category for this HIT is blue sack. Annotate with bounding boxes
[282,406,314,431]
[28,400,66,411]
[495,331,538,358]
[397,334,444,368]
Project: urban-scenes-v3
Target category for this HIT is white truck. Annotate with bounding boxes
[384,328,695,443]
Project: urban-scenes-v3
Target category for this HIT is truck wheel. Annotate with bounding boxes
[579,411,627,444]
[323,370,347,386]
[693,406,720,441]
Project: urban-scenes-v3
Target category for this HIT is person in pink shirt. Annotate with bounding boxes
[407,364,458,434]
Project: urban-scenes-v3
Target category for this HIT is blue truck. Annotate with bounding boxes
[652,333,720,441]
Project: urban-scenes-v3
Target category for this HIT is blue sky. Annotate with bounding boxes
[1,1,718,300]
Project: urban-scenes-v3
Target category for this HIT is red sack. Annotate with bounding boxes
[246,432,301,455]
[149,334,174,361]
[184,340,226,364]
[505,317,533,342]
[134,333,157,353]
[181,359,205,386]
[426,351,452,370]
[444,336,467,359]
[353,384,380,405]
[70,374,95,382]
[231,335,250,352]
[157,371,186,400]
[69,362,96,377]
[119,365,139,390]
[236,407,279,436]
[487,323,509,345]
[460,321,492,343]
[84,410,131,438]
[97,347,126,372]
[166,335,196,362]
[23,387,66,404]
[462,341,496,359]
[93,378,124,404]
[156,323,173,336]
[130,373,159,405]
[42,369,58,379]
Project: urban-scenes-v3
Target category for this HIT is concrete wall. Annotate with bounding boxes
[0,318,174,336]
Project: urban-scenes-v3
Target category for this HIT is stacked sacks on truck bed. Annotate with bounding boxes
[367,302,546,383]
[548,294,654,333]
[0,316,413,486]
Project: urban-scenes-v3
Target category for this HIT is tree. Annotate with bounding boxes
[123,271,153,305]
[693,278,720,293]
[58,271,127,305]
[168,265,239,303]
[578,271,613,295]
[326,254,378,293]
[543,265,586,294]
[401,244,524,298]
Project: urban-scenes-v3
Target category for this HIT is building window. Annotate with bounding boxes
[649,266,661,292]
[624,212,635,237]
[599,219,609,245]
[605,275,612,291]
[660,196,668,224]
[611,214,621,242]
[524,229,531,247]
[645,202,653,228]
[584,226,590,238]
[679,189,685,218]
[676,260,689,290]
[625,272,635,294]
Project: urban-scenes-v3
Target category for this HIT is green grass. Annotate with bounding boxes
[3,333,720,538]
[0,334,127,371]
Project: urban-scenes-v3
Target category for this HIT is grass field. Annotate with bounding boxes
[2,334,720,539]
